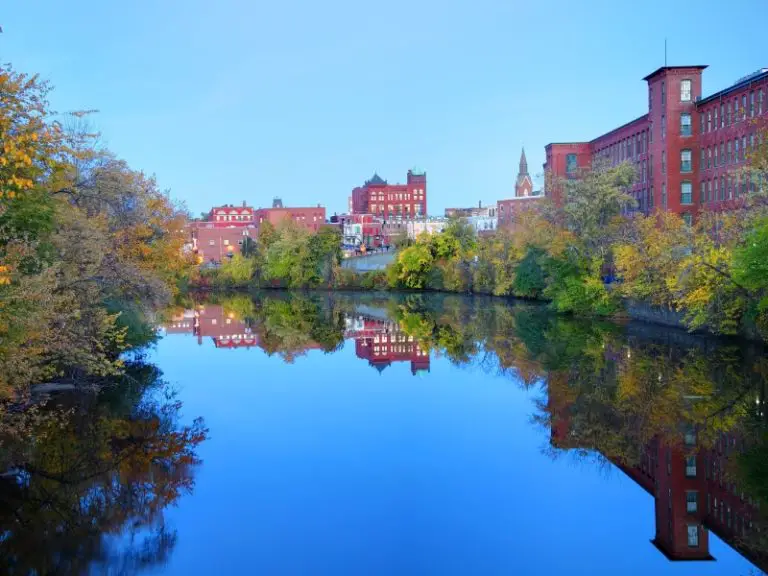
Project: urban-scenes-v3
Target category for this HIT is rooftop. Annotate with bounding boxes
[642,65,708,82]
[697,67,768,106]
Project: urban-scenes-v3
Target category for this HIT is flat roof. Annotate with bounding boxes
[642,65,708,81]
[590,114,649,145]
[697,68,768,106]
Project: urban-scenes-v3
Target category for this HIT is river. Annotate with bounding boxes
[2,292,767,575]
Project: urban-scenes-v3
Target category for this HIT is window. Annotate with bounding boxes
[714,178,719,201]
[707,147,712,169]
[683,212,693,226]
[681,149,692,172]
[707,111,712,132]
[727,141,732,164]
[662,151,667,173]
[680,113,691,136]
[720,102,725,127]
[699,113,704,134]
[699,181,705,204]
[713,107,718,130]
[662,182,667,209]
[685,454,697,477]
[760,89,764,115]
[687,491,698,513]
[661,80,666,104]
[208,239,215,246]
[750,92,756,117]
[565,153,578,174]
[680,79,692,101]
[650,121,653,143]
[726,101,732,125]
[742,136,747,160]
[714,146,718,167]
[736,139,741,163]
[720,142,725,166]
[742,95,748,119]
[223,239,229,246]
[687,525,699,547]
[685,429,697,446]
[661,115,666,140]
[700,149,705,169]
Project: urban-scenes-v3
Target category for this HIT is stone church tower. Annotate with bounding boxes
[515,148,533,198]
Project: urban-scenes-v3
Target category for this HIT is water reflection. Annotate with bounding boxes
[0,359,208,575]
[168,292,768,573]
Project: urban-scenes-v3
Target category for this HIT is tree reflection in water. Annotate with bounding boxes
[0,359,208,575]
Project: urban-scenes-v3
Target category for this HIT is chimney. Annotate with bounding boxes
[242,200,246,207]
[479,200,482,208]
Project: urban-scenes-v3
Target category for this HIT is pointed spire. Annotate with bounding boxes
[519,147,529,176]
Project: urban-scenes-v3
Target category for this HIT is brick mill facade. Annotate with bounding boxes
[545,66,768,221]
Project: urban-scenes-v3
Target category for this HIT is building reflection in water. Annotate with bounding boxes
[549,362,768,571]
[345,315,430,375]
[163,306,430,375]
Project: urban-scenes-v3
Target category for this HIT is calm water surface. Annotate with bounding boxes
[3,292,768,575]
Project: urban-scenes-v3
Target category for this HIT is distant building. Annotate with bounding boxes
[253,203,326,234]
[465,214,498,235]
[406,217,448,240]
[191,224,256,264]
[351,169,427,219]
[544,66,768,219]
[206,202,255,227]
[340,213,384,248]
[445,202,497,219]
[192,198,327,263]
[497,148,544,228]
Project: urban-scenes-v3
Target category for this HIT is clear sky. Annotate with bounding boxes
[2,0,766,216]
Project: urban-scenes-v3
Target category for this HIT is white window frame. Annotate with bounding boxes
[680,79,692,102]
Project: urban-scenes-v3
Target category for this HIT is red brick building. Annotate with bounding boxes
[191,198,327,263]
[207,203,255,226]
[205,199,327,232]
[254,200,326,233]
[545,66,768,221]
[191,223,256,264]
[350,169,427,219]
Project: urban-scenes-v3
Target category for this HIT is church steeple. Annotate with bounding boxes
[515,146,533,198]
[518,147,529,176]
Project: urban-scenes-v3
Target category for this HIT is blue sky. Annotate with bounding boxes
[2,0,766,216]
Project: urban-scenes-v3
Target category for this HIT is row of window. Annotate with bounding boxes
[708,494,752,537]
[699,174,762,204]
[215,213,251,222]
[701,132,763,170]
[373,334,413,344]
[700,88,765,134]
[370,204,424,216]
[371,191,425,202]
[594,129,650,165]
